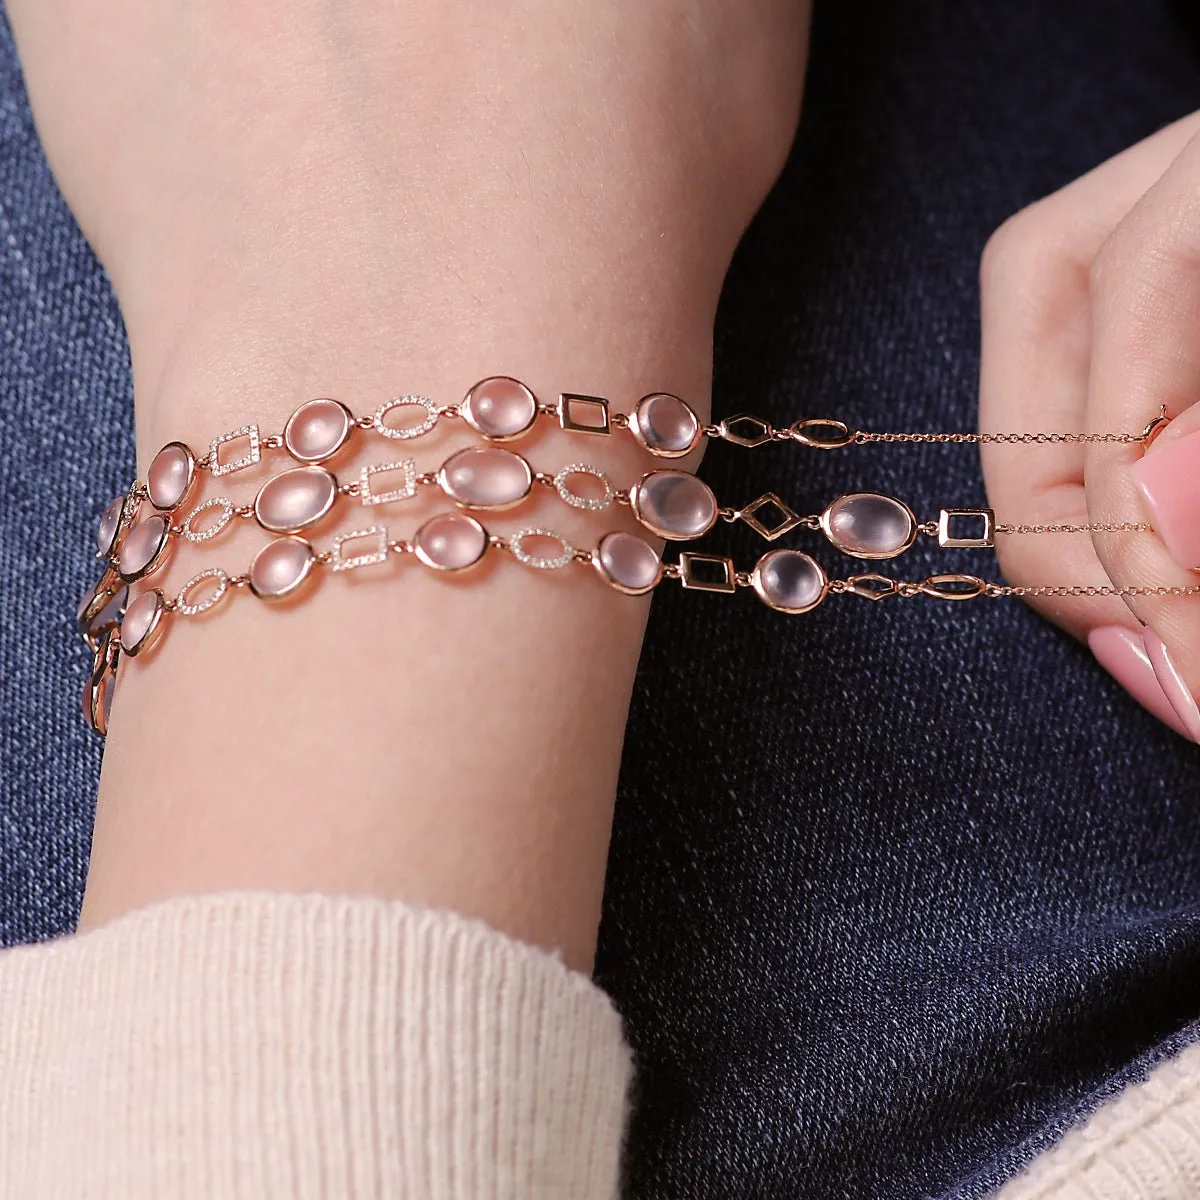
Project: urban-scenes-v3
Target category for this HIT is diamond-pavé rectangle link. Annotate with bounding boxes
[331,526,390,572]
[360,458,418,506]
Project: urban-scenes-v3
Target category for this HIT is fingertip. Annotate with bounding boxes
[1142,628,1200,743]
[1088,624,1194,740]
[1130,429,1200,570]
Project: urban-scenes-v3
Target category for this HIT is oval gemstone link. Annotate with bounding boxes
[97,496,126,557]
[253,467,339,534]
[120,589,167,656]
[249,536,317,601]
[629,471,719,541]
[284,398,355,464]
[630,393,701,458]
[593,532,662,595]
[438,447,532,510]
[117,514,172,582]
[821,493,917,559]
[751,549,828,614]
[461,376,539,441]
[413,513,488,573]
[147,441,197,511]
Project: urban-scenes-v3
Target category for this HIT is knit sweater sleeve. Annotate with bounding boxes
[0,893,632,1199]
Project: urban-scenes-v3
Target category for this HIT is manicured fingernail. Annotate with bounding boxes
[1142,629,1200,742]
[1131,428,1200,567]
[1089,626,1190,738]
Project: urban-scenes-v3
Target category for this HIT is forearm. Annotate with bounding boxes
[11,0,810,970]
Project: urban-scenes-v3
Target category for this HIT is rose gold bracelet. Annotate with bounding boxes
[77,380,1193,735]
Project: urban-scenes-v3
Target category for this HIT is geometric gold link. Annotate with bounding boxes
[678,552,738,593]
[937,508,995,548]
[715,413,774,448]
[738,493,805,541]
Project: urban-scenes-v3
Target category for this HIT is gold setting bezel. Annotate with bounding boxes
[818,493,918,560]
[253,466,339,535]
[591,533,663,596]
[283,398,356,465]
[437,447,534,512]
[628,393,702,459]
[120,589,168,658]
[248,536,319,602]
[117,514,174,584]
[412,513,490,574]
[628,470,720,541]
[749,549,829,614]
[84,630,120,735]
[147,441,199,513]
[461,376,540,442]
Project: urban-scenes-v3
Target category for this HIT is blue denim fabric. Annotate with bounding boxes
[3,1,1200,1197]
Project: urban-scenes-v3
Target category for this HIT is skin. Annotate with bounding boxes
[979,114,1200,734]
[7,1,810,972]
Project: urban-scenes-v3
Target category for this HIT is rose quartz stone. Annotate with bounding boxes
[632,471,718,540]
[147,442,194,511]
[254,467,338,534]
[753,549,826,613]
[120,589,163,653]
[824,493,915,558]
[284,398,353,463]
[595,532,662,594]
[462,376,538,440]
[249,537,315,600]
[78,582,129,635]
[632,393,700,457]
[118,515,170,579]
[439,447,532,509]
[97,496,125,556]
[414,513,488,571]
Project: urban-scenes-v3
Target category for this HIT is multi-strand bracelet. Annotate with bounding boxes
[78,377,1196,734]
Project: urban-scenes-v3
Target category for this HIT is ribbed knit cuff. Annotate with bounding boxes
[0,893,632,1199]
[996,1041,1200,1200]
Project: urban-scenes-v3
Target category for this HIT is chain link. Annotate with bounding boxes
[986,582,1200,599]
[854,430,1143,445]
[994,521,1151,535]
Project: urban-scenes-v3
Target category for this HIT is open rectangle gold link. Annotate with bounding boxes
[937,508,995,548]
[557,393,611,436]
[679,552,738,593]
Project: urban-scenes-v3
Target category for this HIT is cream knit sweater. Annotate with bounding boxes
[0,893,1195,1198]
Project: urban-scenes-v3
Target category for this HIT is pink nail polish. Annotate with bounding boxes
[1088,626,1191,738]
[1131,428,1200,568]
[1142,629,1200,742]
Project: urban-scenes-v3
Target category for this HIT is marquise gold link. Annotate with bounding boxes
[842,574,901,601]
[915,574,989,601]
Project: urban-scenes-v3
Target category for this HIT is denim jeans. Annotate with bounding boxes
[3,1,1200,1197]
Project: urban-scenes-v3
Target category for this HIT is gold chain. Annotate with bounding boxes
[993,521,1151,535]
[853,431,1143,445]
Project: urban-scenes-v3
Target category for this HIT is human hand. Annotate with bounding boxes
[979,113,1200,741]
